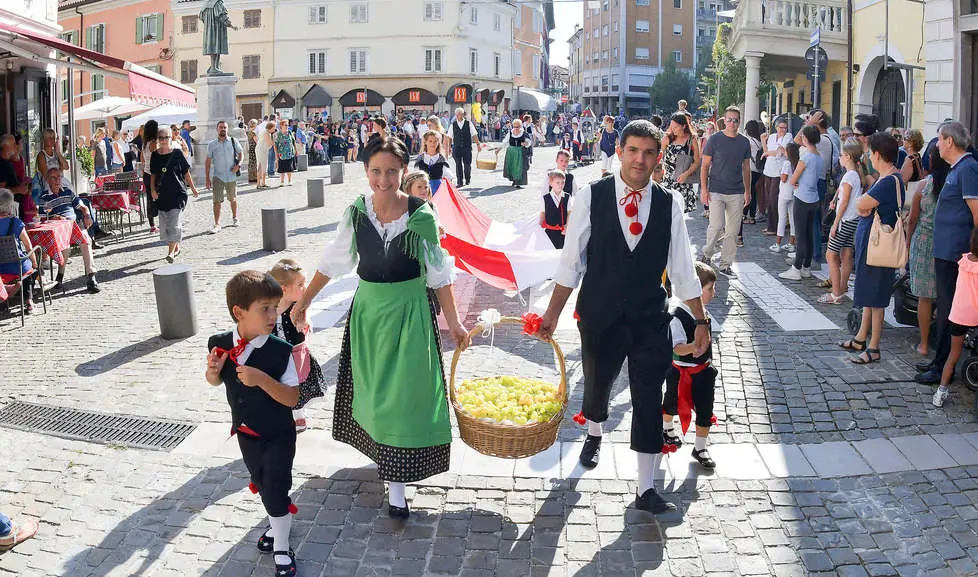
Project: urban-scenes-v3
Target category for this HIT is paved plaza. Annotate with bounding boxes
[2,148,978,577]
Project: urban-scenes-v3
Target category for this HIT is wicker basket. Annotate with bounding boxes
[449,316,567,459]
[475,148,497,171]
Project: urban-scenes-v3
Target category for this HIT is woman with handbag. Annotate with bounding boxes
[841,133,905,365]
[661,113,700,213]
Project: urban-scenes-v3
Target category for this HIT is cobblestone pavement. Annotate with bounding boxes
[2,147,978,576]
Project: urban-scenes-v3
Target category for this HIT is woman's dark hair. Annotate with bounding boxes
[800,125,821,146]
[928,144,951,199]
[745,120,762,140]
[143,120,158,143]
[854,113,879,137]
[361,134,409,166]
[786,142,801,171]
[867,132,899,165]
[669,113,691,136]
[373,116,387,130]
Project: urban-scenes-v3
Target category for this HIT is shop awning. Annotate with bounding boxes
[491,89,506,105]
[512,87,556,112]
[302,84,332,107]
[271,90,296,109]
[0,21,195,107]
[391,87,437,106]
[339,89,384,107]
[446,83,473,105]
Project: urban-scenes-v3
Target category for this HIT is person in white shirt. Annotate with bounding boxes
[450,108,480,187]
[535,120,709,515]
[819,141,864,304]
[762,119,793,234]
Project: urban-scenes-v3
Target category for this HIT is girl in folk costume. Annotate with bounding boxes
[414,131,452,196]
[598,116,620,177]
[402,170,445,316]
[561,130,573,153]
[502,119,533,188]
[540,169,574,249]
[291,135,470,519]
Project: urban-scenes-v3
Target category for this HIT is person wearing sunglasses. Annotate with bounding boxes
[700,106,752,277]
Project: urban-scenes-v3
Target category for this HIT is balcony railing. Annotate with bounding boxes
[762,0,845,33]
[730,0,847,59]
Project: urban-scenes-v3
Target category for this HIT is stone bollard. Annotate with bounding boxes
[153,263,198,339]
[307,178,325,208]
[296,154,308,172]
[330,159,344,184]
[262,207,288,252]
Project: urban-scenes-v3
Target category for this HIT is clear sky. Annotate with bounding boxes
[551,1,584,68]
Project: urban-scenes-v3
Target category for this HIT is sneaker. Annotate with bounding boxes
[769,243,782,252]
[800,267,812,278]
[787,252,796,260]
[782,243,795,251]
[579,434,602,468]
[149,226,159,233]
[209,225,221,235]
[230,217,239,227]
[717,266,737,278]
[736,236,744,247]
[779,267,802,280]
[933,385,950,408]
[165,254,174,264]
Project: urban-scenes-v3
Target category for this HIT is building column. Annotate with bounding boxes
[744,52,763,123]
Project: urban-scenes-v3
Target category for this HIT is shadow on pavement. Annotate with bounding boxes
[75,335,186,376]
[216,249,269,267]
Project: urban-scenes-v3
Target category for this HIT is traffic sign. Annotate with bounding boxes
[561,95,568,103]
[810,27,820,47]
[805,46,828,68]
[806,68,826,82]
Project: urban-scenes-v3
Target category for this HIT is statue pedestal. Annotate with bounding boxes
[190,74,248,186]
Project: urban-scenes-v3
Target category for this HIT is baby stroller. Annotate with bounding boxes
[961,328,978,392]
[847,272,919,334]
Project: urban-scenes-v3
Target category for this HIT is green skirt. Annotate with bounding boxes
[503,147,527,185]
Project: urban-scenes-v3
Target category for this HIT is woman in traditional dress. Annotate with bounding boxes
[503,119,532,188]
[254,121,273,189]
[291,134,470,520]
[246,119,258,183]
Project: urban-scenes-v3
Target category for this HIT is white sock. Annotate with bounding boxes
[663,417,674,432]
[694,436,708,452]
[292,408,305,420]
[587,420,602,437]
[637,452,661,495]
[268,513,292,565]
[388,481,406,508]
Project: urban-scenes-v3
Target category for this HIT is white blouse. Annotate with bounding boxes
[317,194,456,289]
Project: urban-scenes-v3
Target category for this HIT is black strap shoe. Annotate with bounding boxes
[663,430,683,448]
[274,549,296,576]
[691,448,716,470]
[388,502,410,519]
[915,361,933,374]
[86,275,100,294]
[256,530,273,553]
[579,434,601,468]
[635,488,677,514]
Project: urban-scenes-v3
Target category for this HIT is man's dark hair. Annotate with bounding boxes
[225,270,283,322]
[800,125,821,146]
[650,115,663,128]
[620,119,663,153]
[867,132,899,165]
[362,134,409,167]
[182,120,191,127]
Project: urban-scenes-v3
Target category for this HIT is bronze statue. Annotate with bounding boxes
[199,0,237,75]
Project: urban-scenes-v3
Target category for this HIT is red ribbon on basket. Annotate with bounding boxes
[572,411,587,425]
[521,312,543,336]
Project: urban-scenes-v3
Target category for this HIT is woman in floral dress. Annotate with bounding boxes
[908,147,948,356]
[246,119,258,183]
[660,113,701,213]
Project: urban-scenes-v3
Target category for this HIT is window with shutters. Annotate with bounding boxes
[145,64,162,74]
[532,10,542,32]
[181,16,197,34]
[513,49,522,76]
[180,60,198,83]
[532,54,540,80]
[308,51,326,74]
[91,73,105,101]
[59,30,77,45]
[637,0,650,5]
[424,48,443,73]
[469,49,478,74]
[470,7,478,24]
[614,21,618,32]
[673,50,682,63]
[242,55,260,79]
[424,1,442,21]
[635,47,649,60]
[673,0,682,8]
[636,20,649,32]
[350,2,368,23]
[673,24,683,36]
[494,52,501,77]
[494,13,500,31]
[603,24,608,36]
[136,13,162,44]
[86,24,105,53]
[308,5,327,24]
[243,10,261,28]
[349,49,368,73]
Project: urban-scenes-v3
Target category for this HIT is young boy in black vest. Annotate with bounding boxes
[662,261,717,469]
[206,270,300,577]
[540,168,574,249]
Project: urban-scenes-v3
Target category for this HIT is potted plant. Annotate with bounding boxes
[74,144,94,194]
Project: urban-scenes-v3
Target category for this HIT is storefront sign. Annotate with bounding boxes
[453,86,468,103]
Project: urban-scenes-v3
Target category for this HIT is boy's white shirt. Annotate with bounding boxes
[231,327,300,387]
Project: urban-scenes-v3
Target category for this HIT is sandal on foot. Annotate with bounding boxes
[913,343,929,356]
[851,349,881,364]
[256,530,273,553]
[817,292,845,304]
[0,517,38,551]
[839,338,866,352]
[274,549,296,576]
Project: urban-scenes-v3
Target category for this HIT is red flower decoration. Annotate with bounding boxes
[521,312,543,336]
[661,444,678,454]
[288,503,298,515]
[572,411,587,425]
[624,203,638,218]
[711,415,718,425]
[629,221,644,235]
[248,482,258,494]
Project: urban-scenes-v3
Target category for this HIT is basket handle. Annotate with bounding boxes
[448,316,567,405]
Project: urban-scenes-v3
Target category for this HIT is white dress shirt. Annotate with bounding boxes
[554,171,702,302]
[541,189,575,215]
[454,118,478,138]
[231,328,299,387]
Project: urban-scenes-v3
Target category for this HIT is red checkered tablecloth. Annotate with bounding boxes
[26,219,88,266]
[89,191,132,213]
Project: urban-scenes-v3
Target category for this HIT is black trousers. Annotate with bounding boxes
[453,148,472,185]
[662,365,717,429]
[792,198,820,269]
[579,317,671,454]
[237,432,296,517]
[931,257,960,372]
[545,229,564,249]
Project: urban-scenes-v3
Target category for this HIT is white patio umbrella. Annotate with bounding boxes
[62,96,151,122]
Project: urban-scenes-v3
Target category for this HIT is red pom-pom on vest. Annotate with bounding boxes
[623,203,638,218]
[629,221,644,235]
[248,482,258,494]
[288,503,298,515]
[711,415,718,425]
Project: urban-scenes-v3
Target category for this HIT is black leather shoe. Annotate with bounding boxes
[274,549,296,576]
[91,241,106,250]
[915,369,941,385]
[691,448,716,470]
[256,531,273,553]
[915,361,934,373]
[635,488,677,514]
[663,430,683,448]
[388,502,410,519]
[93,229,113,240]
[86,275,100,293]
[579,434,602,468]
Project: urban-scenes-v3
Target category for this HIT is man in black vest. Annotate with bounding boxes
[536,120,710,514]
[451,107,480,187]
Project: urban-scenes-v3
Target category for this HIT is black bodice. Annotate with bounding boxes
[355,196,426,283]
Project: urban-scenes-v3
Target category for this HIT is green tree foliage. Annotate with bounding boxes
[698,23,746,113]
[650,60,696,115]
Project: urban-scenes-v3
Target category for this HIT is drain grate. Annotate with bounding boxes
[0,402,197,451]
